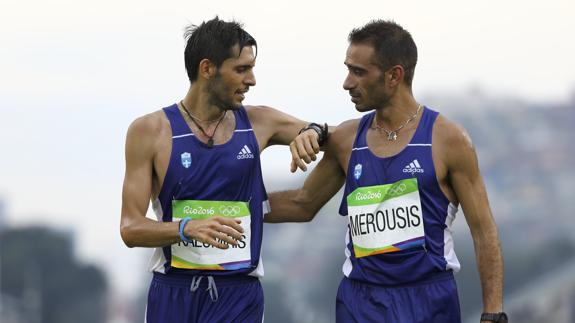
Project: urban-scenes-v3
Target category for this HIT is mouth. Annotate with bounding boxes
[235,89,249,100]
[349,93,360,103]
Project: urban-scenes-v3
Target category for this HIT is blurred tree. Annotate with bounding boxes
[0,226,108,323]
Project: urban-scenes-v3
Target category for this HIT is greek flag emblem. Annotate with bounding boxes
[181,152,192,168]
[354,164,362,180]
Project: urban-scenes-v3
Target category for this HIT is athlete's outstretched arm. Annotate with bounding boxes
[445,124,504,315]
[120,114,244,249]
[247,105,329,171]
[265,148,345,223]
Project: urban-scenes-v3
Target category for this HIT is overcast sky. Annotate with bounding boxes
[1,0,574,295]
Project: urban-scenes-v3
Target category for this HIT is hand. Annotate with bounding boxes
[290,129,320,172]
[184,216,244,249]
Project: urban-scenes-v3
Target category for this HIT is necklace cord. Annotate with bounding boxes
[372,104,422,141]
[180,101,226,148]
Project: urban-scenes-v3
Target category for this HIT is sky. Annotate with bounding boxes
[1,0,574,297]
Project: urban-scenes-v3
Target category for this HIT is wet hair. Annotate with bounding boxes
[348,20,418,86]
[184,17,257,83]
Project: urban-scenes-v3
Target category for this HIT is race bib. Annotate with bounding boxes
[171,200,251,270]
[347,178,425,258]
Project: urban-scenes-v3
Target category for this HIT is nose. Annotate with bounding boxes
[244,70,256,86]
[343,73,355,91]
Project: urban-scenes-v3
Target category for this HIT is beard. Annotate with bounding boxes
[205,73,241,111]
[355,75,392,112]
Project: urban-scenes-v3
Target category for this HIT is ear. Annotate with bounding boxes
[386,65,405,87]
[198,59,217,80]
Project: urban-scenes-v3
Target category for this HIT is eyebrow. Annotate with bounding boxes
[235,63,255,69]
[344,62,366,71]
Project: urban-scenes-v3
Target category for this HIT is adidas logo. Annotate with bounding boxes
[237,145,255,159]
[403,159,424,174]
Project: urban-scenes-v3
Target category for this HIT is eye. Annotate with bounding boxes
[236,66,251,73]
[348,66,363,76]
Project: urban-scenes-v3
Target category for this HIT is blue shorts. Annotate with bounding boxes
[336,271,461,323]
[146,272,264,323]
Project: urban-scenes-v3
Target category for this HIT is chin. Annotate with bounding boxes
[355,104,374,113]
[230,101,243,110]
[223,102,242,111]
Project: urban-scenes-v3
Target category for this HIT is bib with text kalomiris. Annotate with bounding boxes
[171,200,251,270]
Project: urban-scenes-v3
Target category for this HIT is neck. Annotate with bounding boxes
[374,94,420,129]
[180,84,226,122]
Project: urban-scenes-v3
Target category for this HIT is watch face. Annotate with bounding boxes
[498,312,508,323]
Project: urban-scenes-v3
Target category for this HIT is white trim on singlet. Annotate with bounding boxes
[172,133,194,139]
[148,198,167,274]
[352,146,369,151]
[248,199,270,278]
[342,227,353,277]
[172,128,252,139]
[407,143,432,147]
[444,202,461,273]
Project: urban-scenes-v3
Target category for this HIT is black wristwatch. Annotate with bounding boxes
[481,312,508,323]
[299,122,329,146]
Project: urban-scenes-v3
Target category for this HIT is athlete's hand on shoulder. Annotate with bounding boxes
[184,217,245,249]
[290,129,320,173]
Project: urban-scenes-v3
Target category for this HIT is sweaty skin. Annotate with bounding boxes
[267,41,504,316]
[121,45,318,250]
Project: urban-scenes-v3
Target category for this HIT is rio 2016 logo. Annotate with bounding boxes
[183,206,215,215]
[355,191,382,201]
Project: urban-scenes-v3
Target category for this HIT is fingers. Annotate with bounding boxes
[211,231,241,248]
[295,139,312,164]
[289,130,320,173]
[303,139,317,161]
[310,134,320,154]
[184,217,245,249]
[202,234,230,249]
[290,141,308,172]
[216,223,244,241]
[214,216,244,233]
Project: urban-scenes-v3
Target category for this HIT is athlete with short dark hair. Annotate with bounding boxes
[120,17,325,322]
[268,20,506,323]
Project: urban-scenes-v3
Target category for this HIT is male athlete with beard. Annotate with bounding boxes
[120,17,326,322]
[268,20,506,323]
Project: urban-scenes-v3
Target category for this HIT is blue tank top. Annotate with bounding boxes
[339,107,460,286]
[148,104,268,277]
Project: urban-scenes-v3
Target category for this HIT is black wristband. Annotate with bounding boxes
[480,312,508,323]
[299,122,329,146]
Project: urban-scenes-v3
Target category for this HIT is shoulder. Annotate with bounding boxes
[328,118,361,153]
[433,114,473,149]
[126,110,170,154]
[127,110,168,138]
[331,118,360,141]
[433,114,476,168]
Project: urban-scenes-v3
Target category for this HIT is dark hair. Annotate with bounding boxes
[348,20,417,86]
[184,17,257,83]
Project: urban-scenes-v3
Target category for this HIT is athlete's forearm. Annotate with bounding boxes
[121,216,181,248]
[473,226,504,313]
[265,190,316,223]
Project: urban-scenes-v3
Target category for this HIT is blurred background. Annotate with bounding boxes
[1,0,574,322]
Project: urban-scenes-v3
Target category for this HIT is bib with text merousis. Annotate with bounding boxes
[347,178,425,258]
[171,200,251,270]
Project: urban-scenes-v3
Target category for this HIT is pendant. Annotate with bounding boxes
[387,132,398,141]
[207,138,214,148]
